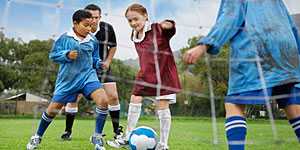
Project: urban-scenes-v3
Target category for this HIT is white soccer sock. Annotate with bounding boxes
[157,108,171,148]
[126,103,142,135]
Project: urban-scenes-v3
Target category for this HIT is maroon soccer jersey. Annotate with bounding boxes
[132,22,181,96]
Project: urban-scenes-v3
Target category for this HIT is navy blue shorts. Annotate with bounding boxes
[225,83,300,108]
[52,81,102,104]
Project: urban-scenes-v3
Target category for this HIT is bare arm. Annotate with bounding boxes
[102,46,117,69]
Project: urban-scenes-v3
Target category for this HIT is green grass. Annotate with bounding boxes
[0,117,299,150]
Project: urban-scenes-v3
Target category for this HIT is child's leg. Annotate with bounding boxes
[225,103,247,150]
[156,100,171,148]
[104,83,121,135]
[285,104,300,141]
[27,103,61,150]
[126,95,143,135]
[36,102,63,137]
[276,85,300,142]
[64,102,78,134]
[90,88,109,135]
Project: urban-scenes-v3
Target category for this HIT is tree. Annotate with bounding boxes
[0,35,56,97]
[110,59,136,111]
[175,36,229,116]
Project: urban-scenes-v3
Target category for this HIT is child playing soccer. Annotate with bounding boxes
[26,9,108,150]
[107,3,181,150]
[183,0,300,149]
[60,4,123,143]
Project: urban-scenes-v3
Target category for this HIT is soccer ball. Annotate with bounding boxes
[129,126,158,150]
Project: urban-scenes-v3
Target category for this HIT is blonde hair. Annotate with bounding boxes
[125,3,148,17]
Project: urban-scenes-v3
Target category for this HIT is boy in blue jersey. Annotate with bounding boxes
[183,0,300,150]
[61,4,123,143]
[26,10,108,150]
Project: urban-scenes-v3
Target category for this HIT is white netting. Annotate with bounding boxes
[1,0,300,149]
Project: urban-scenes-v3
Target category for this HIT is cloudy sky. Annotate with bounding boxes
[0,0,299,60]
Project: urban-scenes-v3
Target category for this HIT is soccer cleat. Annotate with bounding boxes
[107,132,129,149]
[90,133,106,150]
[155,142,169,150]
[61,131,72,141]
[26,135,42,150]
[116,126,124,135]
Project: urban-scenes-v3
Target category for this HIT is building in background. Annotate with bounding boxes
[0,93,48,115]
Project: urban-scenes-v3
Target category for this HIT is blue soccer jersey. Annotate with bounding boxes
[199,0,300,95]
[49,29,102,97]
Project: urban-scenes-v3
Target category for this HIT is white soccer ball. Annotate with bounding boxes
[129,126,158,150]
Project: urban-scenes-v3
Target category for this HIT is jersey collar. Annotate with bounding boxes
[66,28,94,44]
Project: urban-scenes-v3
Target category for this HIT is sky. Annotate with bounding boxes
[0,0,300,60]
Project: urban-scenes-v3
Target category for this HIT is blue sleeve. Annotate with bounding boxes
[92,40,102,69]
[49,36,72,64]
[198,0,245,55]
[283,7,300,53]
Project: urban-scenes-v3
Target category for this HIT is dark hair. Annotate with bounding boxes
[72,9,92,23]
[125,3,148,17]
[85,4,102,14]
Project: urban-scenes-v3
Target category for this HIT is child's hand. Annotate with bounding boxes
[160,20,174,30]
[183,45,207,64]
[101,60,110,70]
[68,50,78,60]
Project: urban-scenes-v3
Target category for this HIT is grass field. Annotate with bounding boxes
[0,117,300,150]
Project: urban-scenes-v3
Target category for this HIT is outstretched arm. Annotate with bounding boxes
[198,0,246,55]
[183,0,245,64]
[159,20,176,39]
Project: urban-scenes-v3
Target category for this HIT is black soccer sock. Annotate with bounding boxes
[109,104,121,135]
[65,112,76,133]
[110,110,120,134]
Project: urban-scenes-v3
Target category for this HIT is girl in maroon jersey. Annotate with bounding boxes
[108,3,181,150]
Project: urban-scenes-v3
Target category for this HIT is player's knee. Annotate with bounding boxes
[284,104,300,119]
[95,99,108,109]
[92,90,109,106]
[46,110,58,117]
[46,108,60,117]
[225,103,245,117]
[47,103,64,117]
[130,95,143,104]
[108,94,118,102]
[156,100,169,110]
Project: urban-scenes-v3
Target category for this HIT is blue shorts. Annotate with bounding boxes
[225,83,300,108]
[52,81,102,104]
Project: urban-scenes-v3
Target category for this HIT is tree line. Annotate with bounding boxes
[1,32,276,118]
